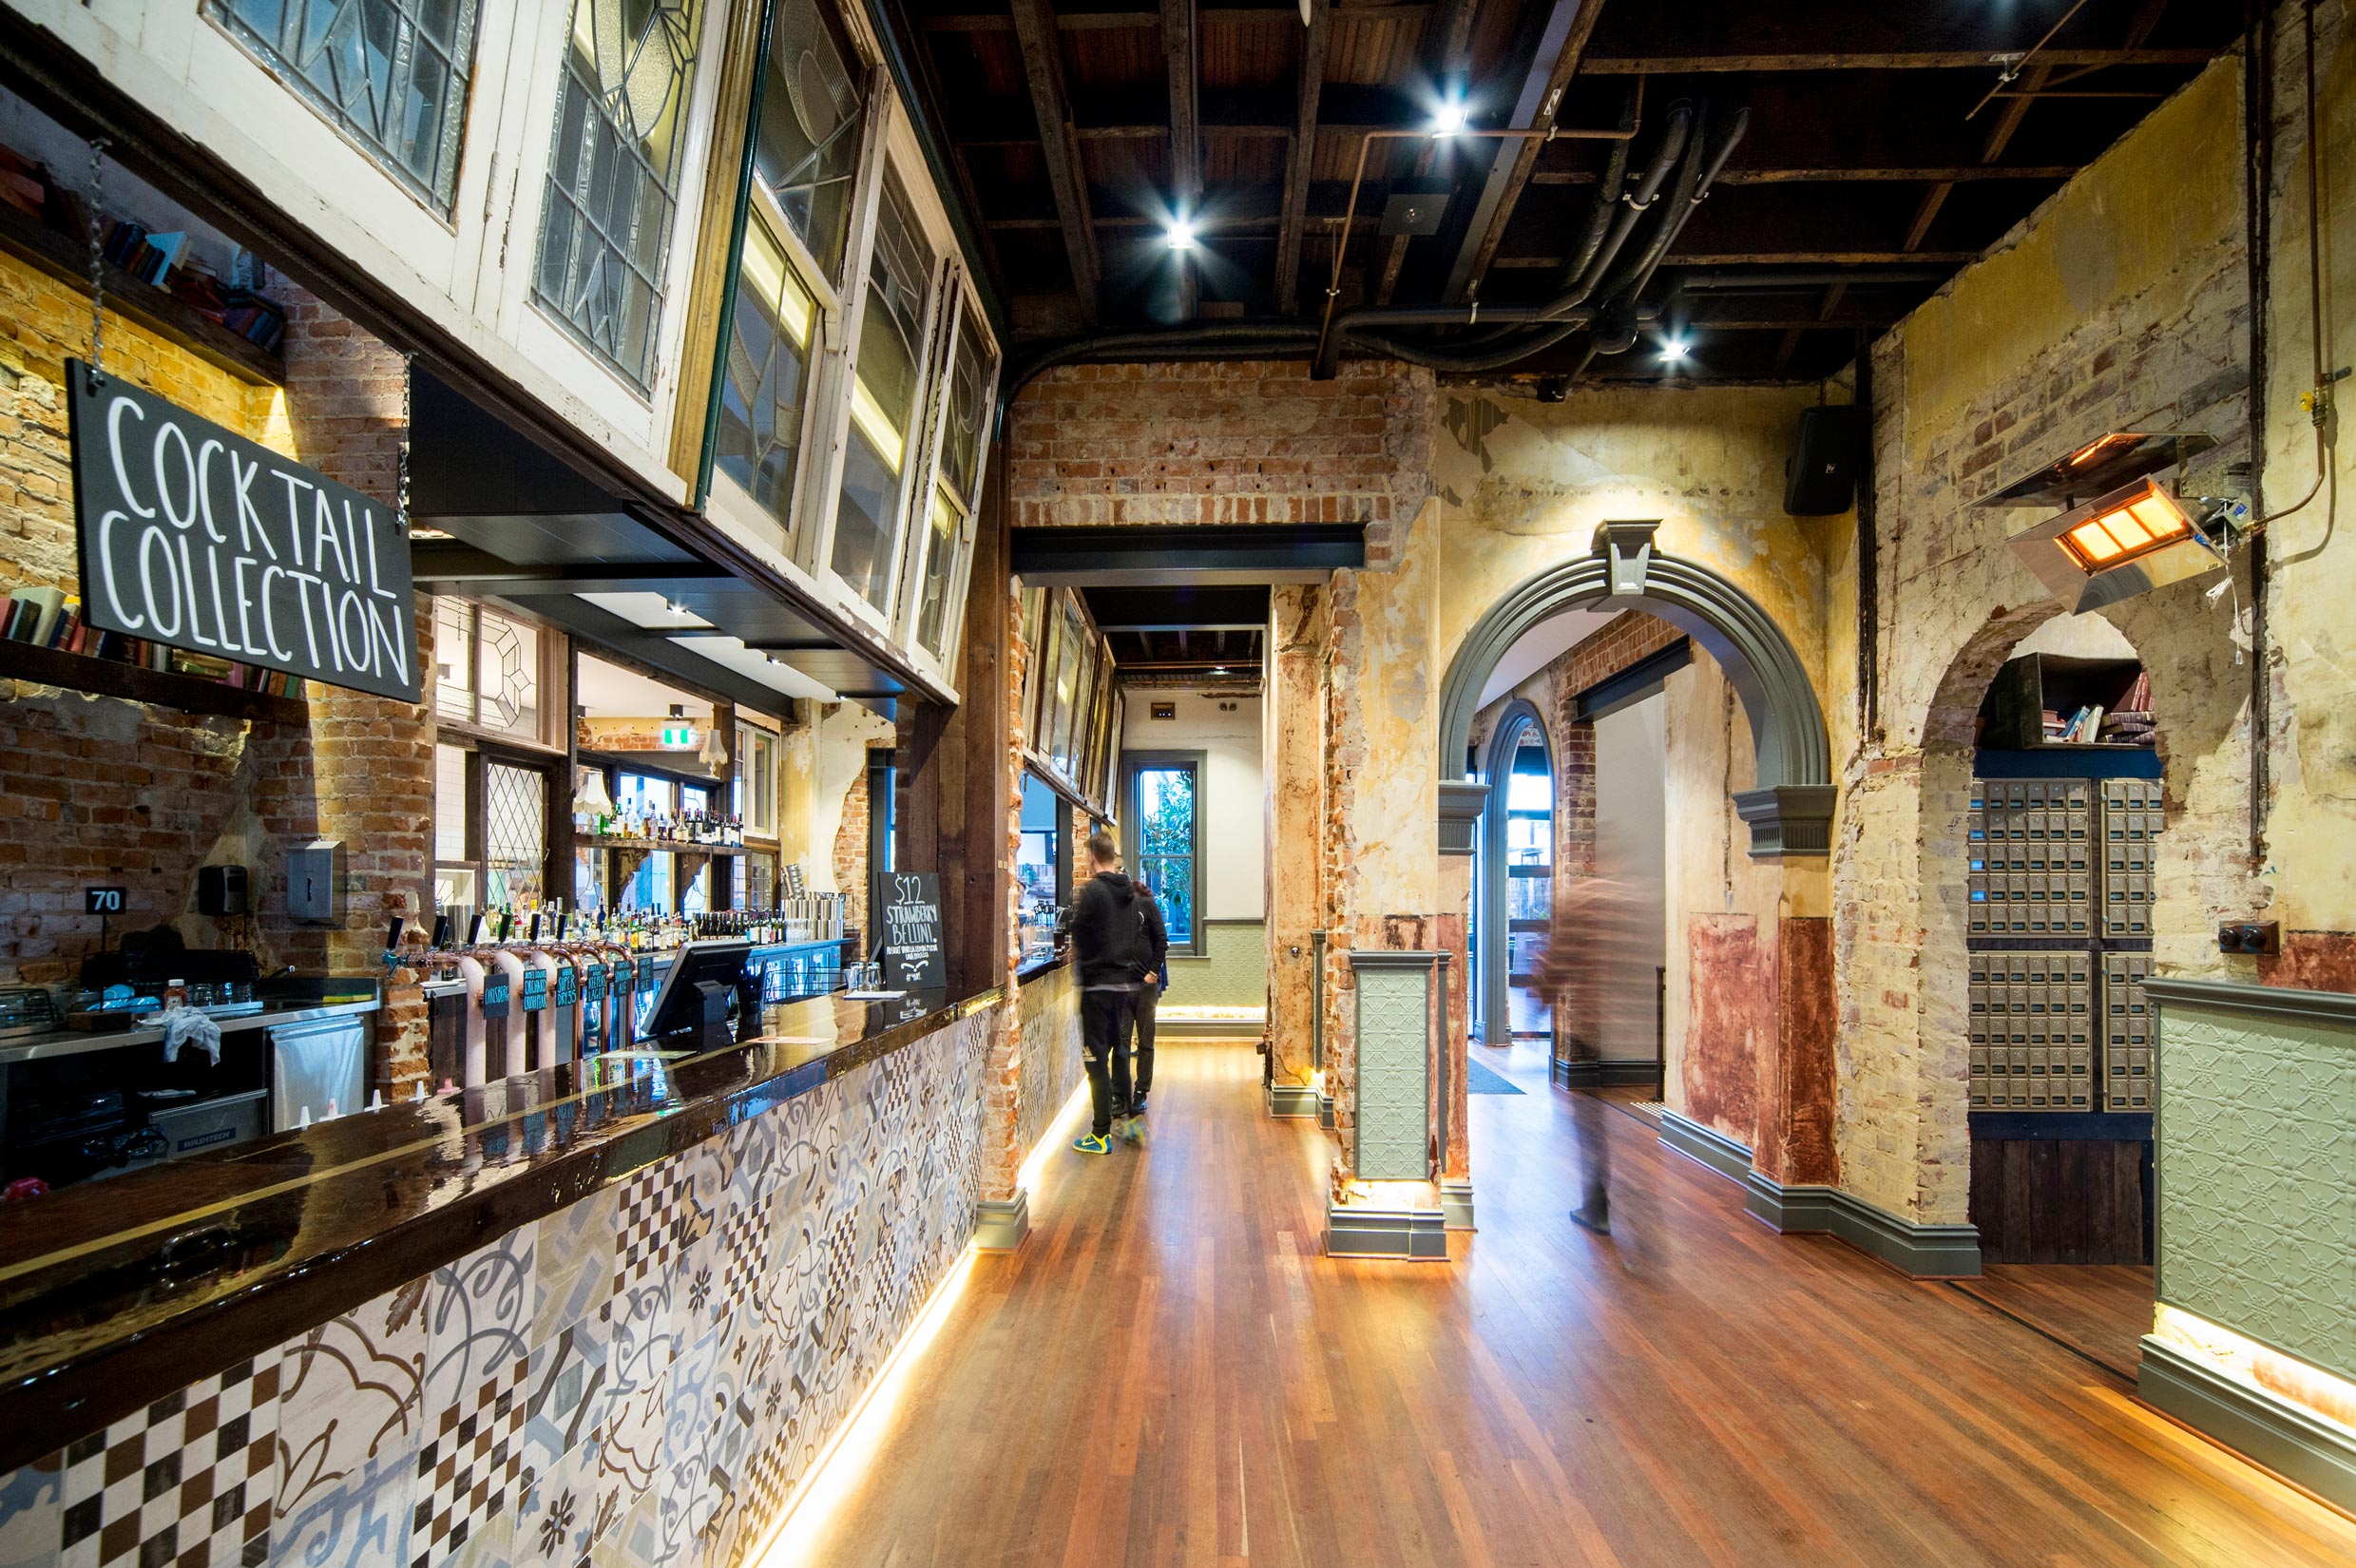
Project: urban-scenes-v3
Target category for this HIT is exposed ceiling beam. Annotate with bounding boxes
[1492,249,1979,266]
[1009,0,1102,325]
[1274,0,1334,314]
[923,5,1426,29]
[1579,47,2215,73]
[1373,0,1480,306]
[1163,0,1201,320]
[1905,1,2169,254]
[1531,163,2077,185]
[1443,0,1604,303]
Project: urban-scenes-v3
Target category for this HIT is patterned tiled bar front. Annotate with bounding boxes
[1015,961,1082,1161]
[0,1007,993,1568]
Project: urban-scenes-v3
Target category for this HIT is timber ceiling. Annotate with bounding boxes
[888,0,2241,381]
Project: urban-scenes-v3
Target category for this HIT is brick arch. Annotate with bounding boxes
[1437,525,1833,857]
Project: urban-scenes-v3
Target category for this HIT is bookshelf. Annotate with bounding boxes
[0,639,308,724]
[0,201,285,388]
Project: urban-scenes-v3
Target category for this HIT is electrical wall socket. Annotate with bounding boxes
[2216,920,2281,955]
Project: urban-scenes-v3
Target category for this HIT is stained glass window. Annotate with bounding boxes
[716,220,818,533]
[912,306,995,660]
[755,0,866,284]
[832,166,937,614]
[214,0,479,209]
[533,0,708,391]
[484,761,546,908]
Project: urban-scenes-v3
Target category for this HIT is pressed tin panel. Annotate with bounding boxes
[1167,921,1268,1008]
[1354,955,1435,1181]
[2153,984,2356,1383]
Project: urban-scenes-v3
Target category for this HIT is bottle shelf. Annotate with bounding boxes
[583,834,746,856]
[0,639,308,724]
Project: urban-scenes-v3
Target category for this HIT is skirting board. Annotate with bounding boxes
[1659,1110,1982,1277]
[1657,1109,1753,1184]
[1552,1057,1663,1089]
[1326,1201,1448,1259]
[1267,1080,1319,1118]
[1440,1178,1476,1232]
[973,1192,1030,1252]
[1159,1015,1270,1039]
[1742,1171,1983,1278]
[2139,1337,2356,1514]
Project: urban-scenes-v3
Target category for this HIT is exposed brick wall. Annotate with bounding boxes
[1005,361,1433,557]
[832,744,892,934]
[0,263,432,1092]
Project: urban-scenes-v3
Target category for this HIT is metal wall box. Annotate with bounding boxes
[288,839,347,927]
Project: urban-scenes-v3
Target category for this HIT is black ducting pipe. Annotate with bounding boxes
[1312,103,1696,378]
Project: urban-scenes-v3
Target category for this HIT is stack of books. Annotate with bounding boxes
[0,584,305,698]
[2097,673,2155,745]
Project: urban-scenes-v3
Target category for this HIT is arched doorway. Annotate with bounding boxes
[1436,523,1833,858]
[1475,698,1548,1047]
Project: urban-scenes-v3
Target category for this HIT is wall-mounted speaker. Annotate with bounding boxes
[1784,405,1865,516]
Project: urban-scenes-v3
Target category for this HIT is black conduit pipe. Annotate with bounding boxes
[994,323,1321,437]
[1312,103,1695,378]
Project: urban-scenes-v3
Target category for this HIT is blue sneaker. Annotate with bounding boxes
[1072,1133,1110,1156]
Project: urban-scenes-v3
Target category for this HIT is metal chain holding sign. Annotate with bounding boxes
[396,352,414,536]
[84,137,109,386]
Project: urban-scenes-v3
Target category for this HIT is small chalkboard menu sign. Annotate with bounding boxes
[872,871,945,991]
[67,360,420,702]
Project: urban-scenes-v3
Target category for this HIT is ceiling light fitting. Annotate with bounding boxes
[1165,219,1197,252]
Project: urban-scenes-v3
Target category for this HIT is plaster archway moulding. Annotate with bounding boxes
[1435,522,1835,858]
[1475,698,1547,1044]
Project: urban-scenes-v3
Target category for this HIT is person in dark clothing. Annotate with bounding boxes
[1130,878,1170,1117]
[1067,831,1150,1152]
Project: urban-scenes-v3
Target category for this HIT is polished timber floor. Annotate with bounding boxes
[794,1041,2356,1568]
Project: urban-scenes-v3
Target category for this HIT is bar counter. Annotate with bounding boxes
[0,982,998,1478]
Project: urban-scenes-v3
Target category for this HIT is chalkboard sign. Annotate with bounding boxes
[873,871,946,991]
[67,360,420,702]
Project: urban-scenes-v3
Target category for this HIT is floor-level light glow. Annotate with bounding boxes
[749,1247,980,1568]
[1017,1079,1092,1197]
[2152,1303,2356,1436]
[1430,98,1467,136]
[1166,219,1197,252]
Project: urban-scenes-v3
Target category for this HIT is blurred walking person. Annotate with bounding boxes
[1537,873,1651,1234]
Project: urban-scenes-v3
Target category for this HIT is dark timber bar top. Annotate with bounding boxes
[0,984,998,1471]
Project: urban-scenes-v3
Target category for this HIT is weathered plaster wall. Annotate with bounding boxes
[1832,45,2278,1223]
[813,703,895,929]
[1263,583,1327,1087]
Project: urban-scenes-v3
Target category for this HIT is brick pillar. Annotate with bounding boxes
[270,287,433,1096]
[1263,583,1327,1091]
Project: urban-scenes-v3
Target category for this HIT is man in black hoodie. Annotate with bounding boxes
[1130,876,1170,1119]
[1068,831,1149,1153]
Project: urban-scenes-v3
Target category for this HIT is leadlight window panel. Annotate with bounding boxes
[913,486,959,658]
[213,0,479,210]
[533,0,708,392]
[433,744,469,862]
[831,165,938,615]
[716,218,819,537]
[937,308,992,509]
[484,761,546,908]
[433,599,475,723]
[756,0,866,284]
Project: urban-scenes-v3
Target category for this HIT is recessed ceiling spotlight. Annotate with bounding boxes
[1166,219,1197,252]
[1430,98,1467,137]
[1659,336,1691,363]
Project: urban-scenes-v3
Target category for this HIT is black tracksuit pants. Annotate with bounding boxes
[1082,986,1140,1137]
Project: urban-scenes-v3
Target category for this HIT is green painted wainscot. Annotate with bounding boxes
[2139,978,2356,1514]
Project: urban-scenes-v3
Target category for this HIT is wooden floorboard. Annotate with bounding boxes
[787,1040,2356,1568]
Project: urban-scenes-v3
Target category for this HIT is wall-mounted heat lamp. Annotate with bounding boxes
[1982,431,2228,612]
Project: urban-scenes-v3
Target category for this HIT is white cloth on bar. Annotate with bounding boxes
[160,1004,222,1066]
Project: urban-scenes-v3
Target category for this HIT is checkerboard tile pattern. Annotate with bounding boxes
[612,1164,685,1295]
[58,1357,278,1568]
[410,1352,529,1568]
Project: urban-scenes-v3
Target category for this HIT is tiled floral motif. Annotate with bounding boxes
[0,1010,995,1568]
[58,1353,279,1568]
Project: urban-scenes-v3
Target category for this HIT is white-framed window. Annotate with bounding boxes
[712,0,871,556]
[828,160,940,623]
[735,720,779,838]
[532,0,709,392]
[901,289,997,665]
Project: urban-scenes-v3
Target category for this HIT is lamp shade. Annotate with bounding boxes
[699,725,729,771]
[576,768,614,815]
